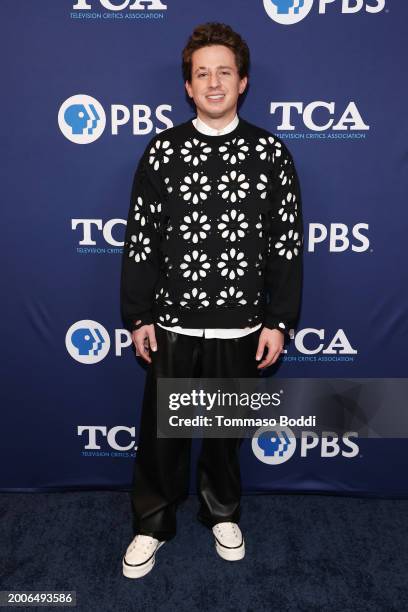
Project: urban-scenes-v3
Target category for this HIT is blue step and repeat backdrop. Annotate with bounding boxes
[2,0,407,495]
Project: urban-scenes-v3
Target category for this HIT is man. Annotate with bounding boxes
[120,22,304,578]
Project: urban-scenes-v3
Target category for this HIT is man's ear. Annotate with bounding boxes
[239,76,248,95]
[185,80,192,98]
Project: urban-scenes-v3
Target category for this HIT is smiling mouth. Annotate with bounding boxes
[206,94,225,101]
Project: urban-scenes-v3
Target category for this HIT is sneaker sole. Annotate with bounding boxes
[215,539,245,561]
[122,540,165,579]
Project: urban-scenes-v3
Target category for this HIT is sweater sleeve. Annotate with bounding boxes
[263,143,304,337]
[120,146,163,333]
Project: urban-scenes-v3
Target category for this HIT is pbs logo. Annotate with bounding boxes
[264,0,385,25]
[252,426,297,465]
[58,94,106,144]
[252,426,359,464]
[65,320,110,364]
[263,0,314,25]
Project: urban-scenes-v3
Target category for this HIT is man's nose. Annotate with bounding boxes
[209,72,221,88]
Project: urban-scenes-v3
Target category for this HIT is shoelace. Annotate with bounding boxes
[215,522,240,538]
[129,534,157,553]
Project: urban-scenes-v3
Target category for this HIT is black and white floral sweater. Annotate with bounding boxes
[120,116,304,337]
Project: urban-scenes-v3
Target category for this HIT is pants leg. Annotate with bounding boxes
[196,328,262,529]
[130,324,201,541]
[130,323,262,538]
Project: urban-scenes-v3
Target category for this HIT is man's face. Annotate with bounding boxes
[185,45,247,121]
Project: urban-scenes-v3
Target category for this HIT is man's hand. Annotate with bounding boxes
[131,322,157,364]
[256,327,285,369]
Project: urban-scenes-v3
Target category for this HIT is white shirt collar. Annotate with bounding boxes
[192,113,239,136]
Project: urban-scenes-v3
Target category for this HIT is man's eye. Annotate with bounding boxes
[198,73,206,78]
[221,71,230,75]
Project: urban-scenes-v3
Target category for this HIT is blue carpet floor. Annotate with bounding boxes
[1,492,407,611]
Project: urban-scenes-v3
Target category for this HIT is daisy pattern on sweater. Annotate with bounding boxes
[121,116,304,336]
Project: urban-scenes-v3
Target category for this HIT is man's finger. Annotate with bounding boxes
[257,344,281,369]
[132,329,151,364]
[138,337,152,363]
[147,327,157,353]
[257,343,274,369]
[255,337,266,362]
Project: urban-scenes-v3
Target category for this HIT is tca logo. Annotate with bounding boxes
[270,101,369,132]
[78,426,137,451]
[72,219,125,246]
[292,329,357,355]
[72,0,167,10]
[264,0,385,25]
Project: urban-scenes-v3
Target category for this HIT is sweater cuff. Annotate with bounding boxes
[130,310,154,332]
[262,316,289,336]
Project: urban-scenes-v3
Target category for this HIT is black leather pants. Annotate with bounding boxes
[130,323,262,541]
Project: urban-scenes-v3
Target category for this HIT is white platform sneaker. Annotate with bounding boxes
[212,522,245,561]
[122,534,166,578]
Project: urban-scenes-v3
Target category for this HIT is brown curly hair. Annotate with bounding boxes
[182,22,250,83]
